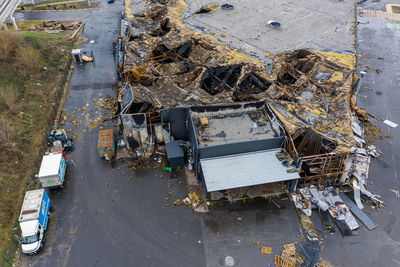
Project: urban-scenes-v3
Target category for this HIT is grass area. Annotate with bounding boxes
[14,20,78,30]
[29,0,99,10]
[392,6,400,14]
[15,20,43,30]
[0,30,76,266]
[18,0,74,8]
[17,0,100,11]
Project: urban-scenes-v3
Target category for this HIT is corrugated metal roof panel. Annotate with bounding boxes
[200,148,299,192]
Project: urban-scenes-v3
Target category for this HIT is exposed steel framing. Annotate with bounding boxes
[284,133,348,187]
[298,153,348,187]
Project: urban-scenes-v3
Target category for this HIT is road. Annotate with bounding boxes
[17,1,400,266]
[18,2,206,266]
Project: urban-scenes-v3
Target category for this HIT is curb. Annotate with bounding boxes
[19,7,99,12]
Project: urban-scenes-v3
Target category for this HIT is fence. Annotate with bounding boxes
[1,225,20,267]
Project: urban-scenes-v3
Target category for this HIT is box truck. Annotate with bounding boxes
[37,152,67,188]
[18,189,50,255]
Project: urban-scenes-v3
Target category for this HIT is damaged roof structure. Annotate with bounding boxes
[117,0,383,239]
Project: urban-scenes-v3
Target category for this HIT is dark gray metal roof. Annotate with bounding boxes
[200,148,299,192]
[166,141,184,159]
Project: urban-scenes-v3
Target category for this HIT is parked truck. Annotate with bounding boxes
[18,189,50,255]
[37,152,67,188]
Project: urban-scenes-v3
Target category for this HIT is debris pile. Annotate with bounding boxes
[119,0,357,158]
[46,128,74,153]
[117,0,385,241]
[274,242,303,267]
[26,21,82,32]
[272,240,322,267]
[194,3,219,14]
[119,0,271,111]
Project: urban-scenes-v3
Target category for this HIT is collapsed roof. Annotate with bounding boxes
[119,0,357,155]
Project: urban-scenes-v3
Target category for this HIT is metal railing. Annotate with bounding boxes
[0,0,21,28]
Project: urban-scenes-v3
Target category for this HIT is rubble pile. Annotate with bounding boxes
[119,0,357,157]
[117,0,385,240]
[26,21,82,32]
[120,0,272,110]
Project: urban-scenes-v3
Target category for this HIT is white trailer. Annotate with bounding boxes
[37,152,67,188]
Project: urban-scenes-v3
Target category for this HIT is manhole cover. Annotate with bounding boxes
[225,256,234,266]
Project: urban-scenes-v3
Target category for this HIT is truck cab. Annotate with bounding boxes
[20,220,45,255]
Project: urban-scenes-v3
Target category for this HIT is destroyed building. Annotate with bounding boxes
[115,0,382,236]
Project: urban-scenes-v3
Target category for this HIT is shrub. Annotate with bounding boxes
[14,45,43,78]
[0,116,20,152]
[0,84,22,114]
[0,31,22,63]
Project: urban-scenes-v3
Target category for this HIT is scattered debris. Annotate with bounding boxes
[266,20,281,28]
[252,241,272,256]
[46,128,74,154]
[82,54,94,62]
[383,119,398,128]
[340,193,377,230]
[389,189,400,198]
[26,21,82,32]
[195,4,219,14]
[221,4,234,10]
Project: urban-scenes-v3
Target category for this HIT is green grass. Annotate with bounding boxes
[14,20,79,30]
[15,20,43,29]
[29,1,99,10]
[18,0,74,8]
[392,6,400,14]
[0,66,22,88]
[21,31,64,42]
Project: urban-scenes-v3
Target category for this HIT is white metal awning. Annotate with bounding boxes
[200,148,299,192]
